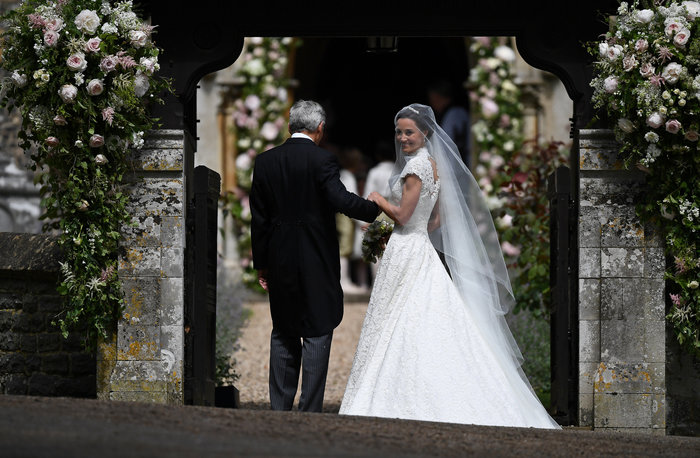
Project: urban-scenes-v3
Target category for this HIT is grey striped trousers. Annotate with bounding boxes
[269,328,333,412]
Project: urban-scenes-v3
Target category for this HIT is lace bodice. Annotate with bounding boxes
[390,148,439,233]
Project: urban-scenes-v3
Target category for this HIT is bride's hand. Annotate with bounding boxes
[368,191,382,203]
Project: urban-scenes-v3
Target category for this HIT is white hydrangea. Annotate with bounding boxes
[644,131,660,143]
[101,22,118,34]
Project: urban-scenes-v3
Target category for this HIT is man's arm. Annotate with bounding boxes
[319,153,379,222]
[250,159,270,272]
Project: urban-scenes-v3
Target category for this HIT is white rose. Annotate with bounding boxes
[665,18,684,37]
[617,118,635,133]
[635,9,655,23]
[635,39,649,52]
[235,153,252,170]
[689,280,699,289]
[622,55,638,72]
[603,76,619,93]
[58,84,78,103]
[45,17,64,32]
[74,10,101,34]
[134,71,149,97]
[66,53,87,72]
[89,134,104,148]
[494,45,516,62]
[599,42,609,57]
[606,45,623,61]
[260,122,279,141]
[95,154,108,165]
[662,62,683,84]
[85,37,102,53]
[99,55,118,73]
[639,62,655,78]
[43,30,59,47]
[129,30,148,48]
[674,28,691,47]
[87,79,104,96]
[139,57,158,75]
[646,112,665,129]
[53,115,67,126]
[683,1,700,20]
[11,71,27,88]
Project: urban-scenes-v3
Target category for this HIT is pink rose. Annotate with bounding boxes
[43,30,59,47]
[58,84,78,103]
[86,79,104,96]
[674,28,691,47]
[622,55,637,72]
[99,55,118,73]
[45,136,59,147]
[85,37,102,53]
[685,130,699,141]
[665,119,682,134]
[606,45,623,61]
[646,112,665,129]
[89,134,104,148]
[639,62,656,78]
[501,241,521,257]
[480,97,499,118]
[53,115,67,126]
[95,154,108,165]
[665,20,683,37]
[66,53,87,72]
[603,76,618,93]
[635,39,648,52]
[45,17,64,31]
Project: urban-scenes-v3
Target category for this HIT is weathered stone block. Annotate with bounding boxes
[601,208,644,248]
[111,360,165,383]
[160,277,184,326]
[161,216,184,247]
[601,278,624,321]
[160,326,183,374]
[579,393,594,427]
[124,177,184,218]
[601,319,646,362]
[594,362,664,394]
[14,311,45,333]
[644,319,666,363]
[579,361,599,395]
[579,145,624,171]
[1,373,27,395]
[579,248,600,278]
[161,246,184,277]
[37,333,61,352]
[643,247,665,279]
[121,277,161,326]
[580,177,644,207]
[0,352,25,373]
[118,246,161,277]
[71,353,96,376]
[652,394,666,430]
[579,279,600,320]
[28,373,59,396]
[37,296,63,314]
[42,353,69,375]
[0,331,19,351]
[0,310,16,332]
[116,325,160,361]
[120,215,162,247]
[129,147,184,172]
[579,205,602,248]
[579,320,600,363]
[20,333,37,352]
[594,393,652,428]
[601,248,644,278]
[109,390,168,403]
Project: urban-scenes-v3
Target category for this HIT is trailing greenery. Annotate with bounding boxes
[589,0,700,355]
[0,0,170,343]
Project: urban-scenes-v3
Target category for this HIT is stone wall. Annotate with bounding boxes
[577,129,666,434]
[98,129,192,403]
[0,233,96,397]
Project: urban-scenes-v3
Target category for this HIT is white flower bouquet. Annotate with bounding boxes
[0,0,171,342]
[361,219,394,264]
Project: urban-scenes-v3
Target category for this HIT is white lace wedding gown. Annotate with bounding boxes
[339,149,559,428]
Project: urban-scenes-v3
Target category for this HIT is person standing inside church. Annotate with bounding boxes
[427,79,471,168]
[250,100,379,412]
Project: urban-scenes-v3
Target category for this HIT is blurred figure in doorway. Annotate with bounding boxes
[427,79,471,168]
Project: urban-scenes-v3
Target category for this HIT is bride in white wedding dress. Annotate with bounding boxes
[339,104,560,429]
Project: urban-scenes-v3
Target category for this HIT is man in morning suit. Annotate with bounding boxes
[250,100,380,412]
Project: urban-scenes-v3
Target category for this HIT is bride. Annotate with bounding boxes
[339,104,560,429]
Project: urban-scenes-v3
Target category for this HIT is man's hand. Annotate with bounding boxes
[258,269,269,292]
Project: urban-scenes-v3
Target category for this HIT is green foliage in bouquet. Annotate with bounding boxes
[588,0,700,355]
[0,0,171,344]
[361,219,394,264]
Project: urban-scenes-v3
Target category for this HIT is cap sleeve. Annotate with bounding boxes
[400,156,433,184]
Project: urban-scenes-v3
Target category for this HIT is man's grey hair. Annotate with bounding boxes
[288,100,326,133]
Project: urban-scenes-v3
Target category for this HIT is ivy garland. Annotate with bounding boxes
[0,0,171,343]
[589,0,700,355]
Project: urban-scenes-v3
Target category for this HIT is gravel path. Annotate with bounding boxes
[234,298,369,411]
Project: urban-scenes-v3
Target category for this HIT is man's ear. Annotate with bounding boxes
[317,121,325,135]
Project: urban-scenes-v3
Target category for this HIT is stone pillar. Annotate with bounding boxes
[577,129,666,434]
[98,129,192,404]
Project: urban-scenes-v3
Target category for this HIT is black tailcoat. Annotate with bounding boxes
[251,137,379,337]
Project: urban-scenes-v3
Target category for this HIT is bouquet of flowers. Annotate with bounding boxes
[589,1,700,355]
[0,0,170,342]
[361,219,394,264]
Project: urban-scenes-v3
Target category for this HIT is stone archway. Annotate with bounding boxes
[102,0,682,434]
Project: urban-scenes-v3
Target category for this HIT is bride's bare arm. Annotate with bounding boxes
[428,197,440,232]
[368,175,421,226]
